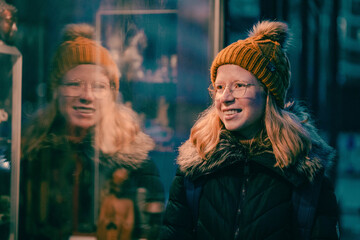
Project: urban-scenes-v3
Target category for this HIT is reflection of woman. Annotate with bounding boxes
[161,21,339,239]
[20,24,164,240]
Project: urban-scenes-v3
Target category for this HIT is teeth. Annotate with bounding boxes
[75,107,95,113]
[224,110,238,115]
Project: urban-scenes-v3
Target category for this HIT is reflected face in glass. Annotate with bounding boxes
[214,64,266,139]
[58,64,113,130]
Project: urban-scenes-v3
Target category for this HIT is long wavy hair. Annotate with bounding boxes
[189,90,312,168]
[22,82,145,160]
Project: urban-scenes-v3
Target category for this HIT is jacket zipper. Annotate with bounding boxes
[234,158,250,240]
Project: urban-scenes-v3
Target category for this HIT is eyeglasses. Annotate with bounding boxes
[208,82,256,99]
[60,79,113,99]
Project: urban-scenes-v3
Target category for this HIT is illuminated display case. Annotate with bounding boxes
[96,9,179,152]
[0,45,22,240]
[95,2,220,199]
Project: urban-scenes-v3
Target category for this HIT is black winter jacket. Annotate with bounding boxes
[20,131,164,240]
[161,109,339,240]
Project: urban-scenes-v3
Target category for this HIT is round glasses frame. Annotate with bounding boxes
[60,79,114,99]
[208,82,256,100]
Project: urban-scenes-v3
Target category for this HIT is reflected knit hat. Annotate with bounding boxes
[210,21,291,107]
[50,23,120,94]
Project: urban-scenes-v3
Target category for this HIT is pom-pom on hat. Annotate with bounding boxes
[210,21,291,107]
[50,23,120,95]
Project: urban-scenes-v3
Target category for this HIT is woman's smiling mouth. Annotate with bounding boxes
[223,109,242,120]
[73,106,95,115]
[223,109,241,115]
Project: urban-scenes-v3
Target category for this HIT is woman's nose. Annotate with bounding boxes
[218,87,235,103]
[79,84,95,101]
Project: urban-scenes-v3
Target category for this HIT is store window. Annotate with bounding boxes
[6,0,218,239]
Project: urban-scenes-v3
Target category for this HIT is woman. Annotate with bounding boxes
[161,21,339,239]
[20,23,164,240]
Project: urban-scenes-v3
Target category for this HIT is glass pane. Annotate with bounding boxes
[15,0,213,240]
[0,51,13,240]
[0,44,22,240]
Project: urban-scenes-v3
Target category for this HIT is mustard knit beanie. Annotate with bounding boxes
[210,21,291,107]
[50,23,120,94]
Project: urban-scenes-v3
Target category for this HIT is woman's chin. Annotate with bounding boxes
[68,119,96,132]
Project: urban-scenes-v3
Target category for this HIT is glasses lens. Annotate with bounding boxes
[92,82,109,99]
[61,81,82,97]
[231,86,247,98]
[208,84,216,99]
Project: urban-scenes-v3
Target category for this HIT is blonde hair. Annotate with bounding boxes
[189,93,312,168]
[189,105,223,160]
[95,99,141,154]
[22,89,144,160]
[22,101,58,159]
[264,93,311,167]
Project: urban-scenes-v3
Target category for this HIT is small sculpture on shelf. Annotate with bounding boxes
[0,0,17,46]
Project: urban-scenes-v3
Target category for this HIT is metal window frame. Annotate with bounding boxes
[0,44,22,240]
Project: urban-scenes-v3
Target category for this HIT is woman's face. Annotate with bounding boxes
[58,64,113,130]
[214,64,266,139]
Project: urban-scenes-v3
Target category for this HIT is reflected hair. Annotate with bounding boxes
[189,92,312,167]
[22,89,145,159]
[95,99,142,154]
[0,1,17,15]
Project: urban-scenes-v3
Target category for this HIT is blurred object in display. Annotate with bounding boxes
[0,0,17,46]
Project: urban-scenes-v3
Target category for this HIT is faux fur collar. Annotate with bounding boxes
[41,130,154,170]
[177,102,335,183]
[101,131,155,169]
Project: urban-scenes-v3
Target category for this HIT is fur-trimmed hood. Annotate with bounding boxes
[177,102,335,184]
[35,129,155,170]
[100,131,155,169]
